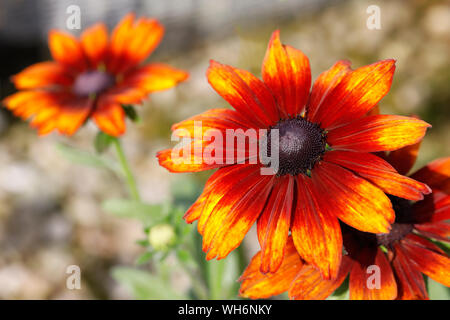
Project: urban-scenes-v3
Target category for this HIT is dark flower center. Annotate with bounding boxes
[266,117,326,176]
[73,71,115,97]
[376,196,414,247]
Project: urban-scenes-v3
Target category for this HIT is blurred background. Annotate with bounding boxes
[0,0,449,299]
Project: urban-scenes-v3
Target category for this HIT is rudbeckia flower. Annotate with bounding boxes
[2,13,188,136]
[157,30,431,278]
[239,146,450,300]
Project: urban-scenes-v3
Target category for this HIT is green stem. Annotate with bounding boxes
[112,138,141,201]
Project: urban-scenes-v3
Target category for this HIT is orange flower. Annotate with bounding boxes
[240,146,450,300]
[157,30,431,278]
[2,13,188,136]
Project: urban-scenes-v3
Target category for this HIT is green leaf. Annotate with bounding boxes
[102,198,166,226]
[94,131,114,154]
[56,143,119,173]
[112,267,185,299]
[206,250,240,299]
[123,105,140,122]
[135,251,154,265]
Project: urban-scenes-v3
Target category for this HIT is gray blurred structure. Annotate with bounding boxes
[0,0,339,49]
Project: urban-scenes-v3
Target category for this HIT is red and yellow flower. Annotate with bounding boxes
[2,13,188,136]
[158,30,431,278]
[239,145,450,300]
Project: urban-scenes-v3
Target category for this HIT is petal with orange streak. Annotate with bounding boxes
[413,191,450,242]
[311,59,395,130]
[172,108,252,138]
[312,161,394,233]
[401,234,450,287]
[113,63,188,104]
[3,90,91,136]
[349,247,397,300]
[257,175,294,273]
[327,115,431,153]
[92,98,126,136]
[157,140,225,173]
[289,255,353,300]
[182,165,245,224]
[157,109,259,173]
[323,151,430,201]
[239,238,303,299]
[410,157,450,193]
[307,60,351,121]
[391,243,428,300]
[81,23,108,68]
[107,14,164,73]
[291,175,342,279]
[386,141,421,176]
[262,30,311,118]
[12,62,74,89]
[48,30,87,71]
[207,60,278,128]
[194,165,261,235]
[202,170,274,260]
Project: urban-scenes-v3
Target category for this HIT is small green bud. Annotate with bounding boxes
[148,224,176,251]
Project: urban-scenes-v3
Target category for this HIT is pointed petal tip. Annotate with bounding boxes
[270,29,281,39]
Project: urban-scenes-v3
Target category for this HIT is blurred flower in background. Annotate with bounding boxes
[0,0,449,299]
[3,13,188,136]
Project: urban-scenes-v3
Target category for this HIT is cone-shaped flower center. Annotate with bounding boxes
[73,71,115,97]
[267,117,326,176]
[376,196,414,247]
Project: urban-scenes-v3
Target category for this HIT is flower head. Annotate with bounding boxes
[3,13,188,136]
[239,145,450,300]
[158,30,431,278]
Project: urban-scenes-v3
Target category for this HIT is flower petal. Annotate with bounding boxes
[48,30,87,71]
[202,169,274,260]
[413,191,450,242]
[401,234,450,287]
[386,141,421,176]
[324,151,431,201]
[157,140,224,173]
[349,247,397,300]
[112,63,188,104]
[262,30,311,117]
[92,97,126,136]
[207,60,279,128]
[392,243,428,300]
[291,174,342,279]
[107,13,164,73]
[172,108,252,137]
[410,157,450,193]
[289,255,353,300]
[157,109,260,173]
[11,62,74,89]
[312,161,394,233]
[310,59,395,129]
[239,237,303,299]
[327,115,431,153]
[307,60,351,121]
[183,165,246,224]
[257,175,294,273]
[80,23,109,68]
[3,90,91,136]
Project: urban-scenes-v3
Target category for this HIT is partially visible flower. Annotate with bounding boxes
[2,13,188,136]
[158,30,431,278]
[239,146,450,300]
